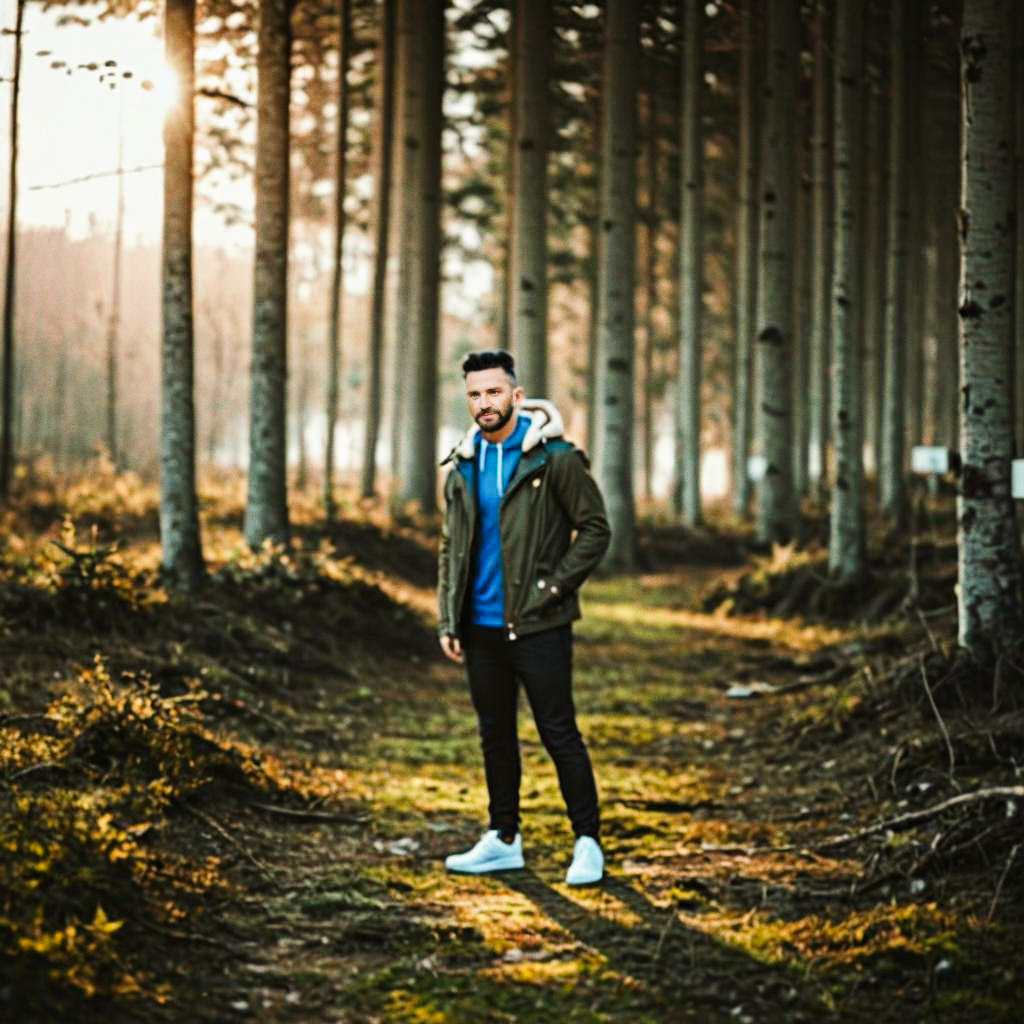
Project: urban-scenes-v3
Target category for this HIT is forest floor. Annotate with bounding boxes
[1,470,1022,1022]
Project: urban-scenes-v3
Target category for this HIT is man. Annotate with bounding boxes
[437,349,611,885]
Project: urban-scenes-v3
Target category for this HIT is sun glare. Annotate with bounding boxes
[142,61,183,120]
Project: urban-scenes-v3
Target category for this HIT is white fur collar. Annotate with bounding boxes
[450,398,565,462]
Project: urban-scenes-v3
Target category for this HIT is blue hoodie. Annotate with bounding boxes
[470,413,531,627]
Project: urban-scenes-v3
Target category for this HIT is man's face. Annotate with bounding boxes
[465,367,523,438]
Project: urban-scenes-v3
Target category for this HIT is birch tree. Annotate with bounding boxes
[160,0,204,589]
[807,0,832,498]
[879,0,915,518]
[391,0,444,513]
[956,0,1024,661]
[1015,0,1024,459]
[361,0,396,500]
[731,0,758,518]
[245,0,292,546]
[510,0,551,395]
[753,0,799,545]
[676,0,702,527]
[828,0,865,579]
[0,0,24,501]
[593,0,639,568]
[323,0,352,517]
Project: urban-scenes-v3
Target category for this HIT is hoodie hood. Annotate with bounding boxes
[442,398,565,465]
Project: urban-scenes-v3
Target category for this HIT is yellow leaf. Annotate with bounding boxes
[92,905,124,934]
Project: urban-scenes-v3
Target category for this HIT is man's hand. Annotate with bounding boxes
[439,634,464,664]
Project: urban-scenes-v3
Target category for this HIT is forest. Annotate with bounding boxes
[1,0,1022,1020]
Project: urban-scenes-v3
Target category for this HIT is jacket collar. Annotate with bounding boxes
[442,398,565,465]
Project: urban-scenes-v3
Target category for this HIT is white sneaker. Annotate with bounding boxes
[445,830,525,874]
[566,835,604,886]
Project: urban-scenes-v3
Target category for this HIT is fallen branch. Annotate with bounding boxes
[248,800,368,824]
[813,787,1024,851]
[698,787,1024,858]
[985,843,1019,925]
[8,760,64,783]
[180,803,276,882]
[920,658,955,779]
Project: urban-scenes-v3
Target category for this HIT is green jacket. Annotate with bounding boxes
[437,399,611,642]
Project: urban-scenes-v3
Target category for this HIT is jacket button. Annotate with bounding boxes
[532,478,541,488]
[507,622,514,629]
[537,579,546,589]
[508,631,517,641]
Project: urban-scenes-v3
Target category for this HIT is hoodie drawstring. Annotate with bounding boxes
[478,439,506,497]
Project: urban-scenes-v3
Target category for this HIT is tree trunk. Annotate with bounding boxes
[324,0,352,516]
[957,0,1024,661]
[245,0,292,546]
[593,0,639,568]
[731,0,758,519]
[510,0,550,395]
[792,155,811,500]
[753,0,799,545]
[806,0,832,500]
[107,90,125,469]
[642,29,659,504]
[1016,0,1024,457]
[0,0,24,501]
[879,0,914,517]
[828,0,865,579]
[392,0,443,513]
[676,0,703,526]
[904,21,928,460]
[160,0,204,590]
[362,0,396,500]
[861,66,886,487]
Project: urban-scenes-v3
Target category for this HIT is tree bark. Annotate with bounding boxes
[593,0,639,568]
[806,0,832,500]
[324,0,352,516]
[880,0,914,517]
[0,0,24,501]
[731,0,759,519]
[642,27,659,504]
[362,0,396,500]
[392,0,443,513]
[753,0,799,545]
[792,154,811,500]
[107,90,125,469]
[510,0,551,395]
[676,0,703,526]
[861,65,887,487]
[245,0,292,546]
[1016,0,1024,457]
[828,0,866,579]
[957,0,1024,661]
[160,0,204,590]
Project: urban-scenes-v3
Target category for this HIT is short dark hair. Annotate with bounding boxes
[461,349,517,383]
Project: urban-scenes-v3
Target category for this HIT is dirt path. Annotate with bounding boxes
[185,568,1018,1023]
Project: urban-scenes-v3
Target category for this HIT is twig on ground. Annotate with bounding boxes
[0,712,53,728]
[889,744,905,795]
[8,760,63,782]
[920,659,956,779]
[985,843,1019,925]
[813,787,1024,851]
[249,800,368,824]
[180,802,276,882]
[654,911,676,962]
[915,605,939,653]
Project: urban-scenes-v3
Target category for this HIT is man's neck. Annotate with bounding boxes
[480,409,519,444]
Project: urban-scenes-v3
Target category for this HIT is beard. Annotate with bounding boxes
[475,396,516,435]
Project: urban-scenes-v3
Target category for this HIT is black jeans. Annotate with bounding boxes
[462,623,600,840]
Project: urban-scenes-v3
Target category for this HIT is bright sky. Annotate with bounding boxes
[0,1,175,243]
